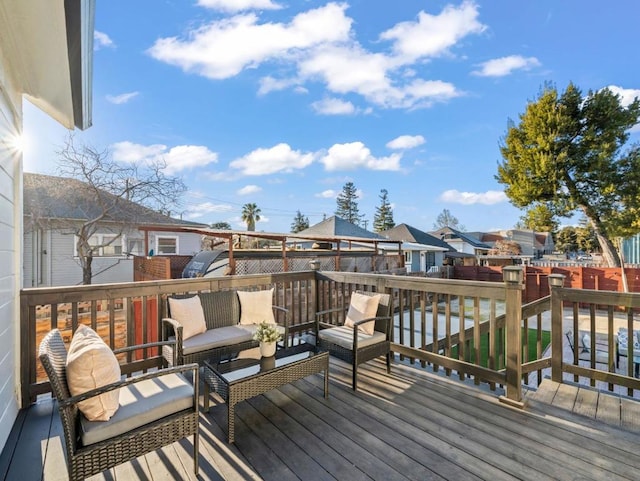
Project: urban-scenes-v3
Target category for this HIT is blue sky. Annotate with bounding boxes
[23,0,640,234]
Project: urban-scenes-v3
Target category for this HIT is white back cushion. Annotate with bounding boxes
[66,325,121,421]
[237,288,276,325]
[168,295,207,340]
[344,292,381,335]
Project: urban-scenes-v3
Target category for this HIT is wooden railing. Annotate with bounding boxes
[20,268,640,409]
[549,274,640,397]
[20,271,317,407]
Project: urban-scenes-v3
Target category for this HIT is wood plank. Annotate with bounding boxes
[42,400,70,481]
[573,387,599,419]
[359,361,640,475]
[0,408,27,480]
[5,400,53,481]
[550,382,578,410]
[252,390,369,480]
[208,400,301,481]
[276,381,450,481]
[318,362,564,479]
[198,409,261,481]
[620,397,640,432]
[526,379,557,404]
[596,393,621,426]
[326,362,605,481]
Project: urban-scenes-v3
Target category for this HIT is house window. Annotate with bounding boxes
[127,238,144,256]
[404,251,412,263]
[102,235,122,256]
[78,234,124,257]
[156,236,178,255]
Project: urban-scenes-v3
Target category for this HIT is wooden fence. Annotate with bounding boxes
[454,265,640,303]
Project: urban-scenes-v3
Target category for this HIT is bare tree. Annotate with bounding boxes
[42,135,186,284]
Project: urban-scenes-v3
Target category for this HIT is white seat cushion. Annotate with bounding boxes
[319,325,386,350]
[180,326,254,355]
[66,325,121,421]
[238,323,285,337]
[80,372,193,446]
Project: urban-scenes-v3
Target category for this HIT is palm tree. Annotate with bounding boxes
[241,203,261,231]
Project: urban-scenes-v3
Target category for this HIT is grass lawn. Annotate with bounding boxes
[450,328,551,369]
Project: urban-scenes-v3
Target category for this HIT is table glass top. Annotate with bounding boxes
[205,342,323,384]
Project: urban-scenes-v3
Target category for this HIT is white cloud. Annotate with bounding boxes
[315,189,336,198]
[605,85,640,107]
[106,92,139,105]
[230,143,315,175]
[147,3,352,80]
[386,134,425,150]
[439,189,507,205]
[185,201,233,219]
[237,184,262,195]
[148,2,482,110]
[197,0,282,13]
[111,141,218,174]
[380,0,486,61]
[258,76,301,95]
[94,31,114,49]
[311,97,356,115]
[320,142,402,171]
[472,55,541,77]
[298,44,463,109]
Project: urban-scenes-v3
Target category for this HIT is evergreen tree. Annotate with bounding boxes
[517,204,558,234]
[335,181,362,225]
[290,210,309,233]
[496,82,640,267]
[373,189,395,232]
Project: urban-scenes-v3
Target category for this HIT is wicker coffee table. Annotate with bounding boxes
[202,343,329,442]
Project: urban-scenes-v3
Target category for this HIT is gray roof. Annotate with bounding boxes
[430,227,491,249]
[296,216,385,240]
[23,173,206,228]
[381,224,452,250]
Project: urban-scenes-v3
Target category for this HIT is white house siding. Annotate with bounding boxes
[24,228,201,287]
[0,57,21,452]
[47,230,134,286]
[147,231,201,257]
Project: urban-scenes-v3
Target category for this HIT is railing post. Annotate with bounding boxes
[500,266,524,408]
[548,274,565,383]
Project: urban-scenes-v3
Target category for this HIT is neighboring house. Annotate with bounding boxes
[292,215,386,249]
[432,227,491,257]
[23,173,206,286]
[0,0,95,453]
[476,229,554,258]
[380,223,451,273]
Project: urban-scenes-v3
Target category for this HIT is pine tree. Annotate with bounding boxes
[335,181,362,225]
[373,189,395,232]
[290,210,309,233]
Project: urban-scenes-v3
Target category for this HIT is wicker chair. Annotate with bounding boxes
[315,291,392,390]
[39,329,200,481]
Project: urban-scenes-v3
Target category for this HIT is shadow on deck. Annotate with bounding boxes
[2,358,640,481]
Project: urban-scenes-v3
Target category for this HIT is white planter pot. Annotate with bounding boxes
[259,341,276,357]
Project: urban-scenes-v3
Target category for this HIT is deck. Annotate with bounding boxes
[2,358,640,481]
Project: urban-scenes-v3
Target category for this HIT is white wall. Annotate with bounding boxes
[0,54,21,453]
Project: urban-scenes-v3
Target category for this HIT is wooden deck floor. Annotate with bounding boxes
[2,358,640,481]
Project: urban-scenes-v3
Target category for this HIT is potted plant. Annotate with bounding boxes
[253,321,282,357]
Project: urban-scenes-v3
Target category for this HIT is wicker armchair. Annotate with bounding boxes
[39,329,200,481]
[315,291,392,390]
